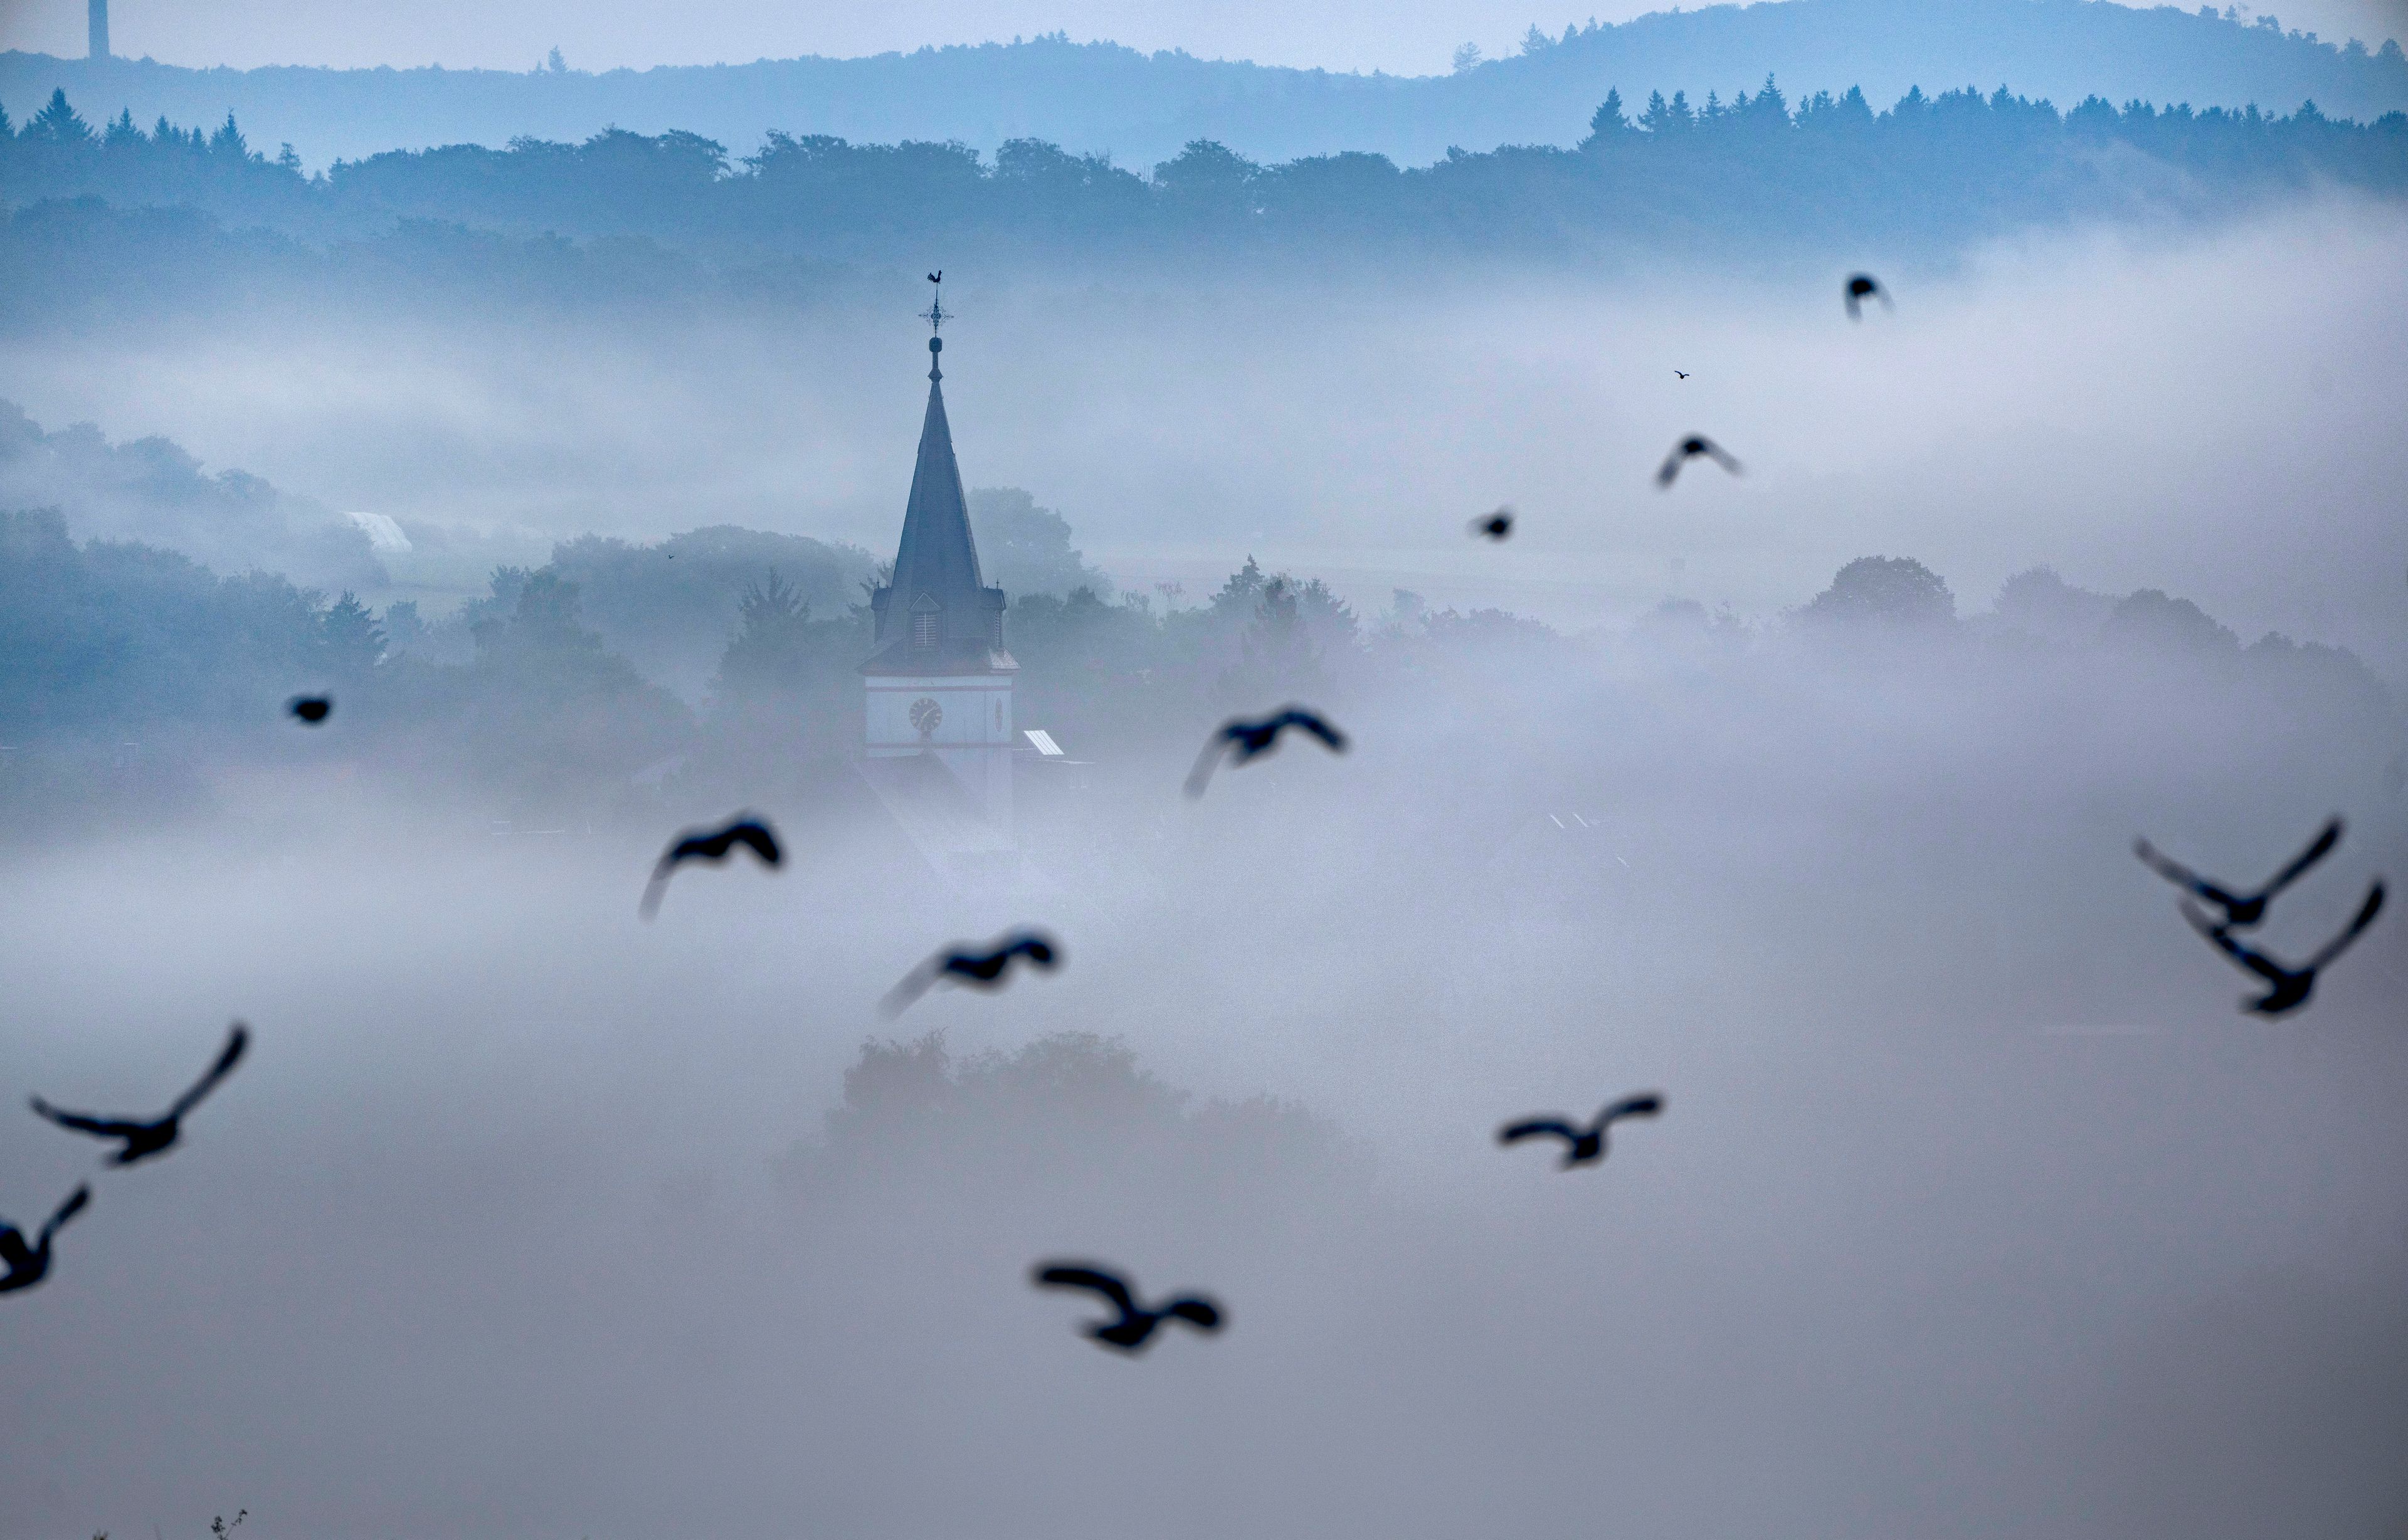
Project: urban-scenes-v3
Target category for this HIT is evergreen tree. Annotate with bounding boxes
[1741,73,1790,129]
[1582,88,1631,150]
[208,112,248,159]
[381,599,429,657]
[1209,556,1268,618]
[320,591,386,674]
[1225,577,1324,702]
[27,88,93,143]
[712,571,813,702]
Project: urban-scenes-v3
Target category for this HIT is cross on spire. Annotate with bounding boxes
[920,270,948,337]
[920,270,949,379]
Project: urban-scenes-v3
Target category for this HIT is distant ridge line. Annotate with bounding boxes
[3,0,2402,171]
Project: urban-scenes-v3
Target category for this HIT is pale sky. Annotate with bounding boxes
[1,0,2401,78]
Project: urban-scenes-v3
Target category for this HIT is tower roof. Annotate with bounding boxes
[863,335,1015,677]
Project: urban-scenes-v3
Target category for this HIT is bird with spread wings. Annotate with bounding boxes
[0,1186,90,1295]
[1497,1094,1665,1168]
[31,1025,248,1168]
[1185,708,1348,798]
[2136,818,2340,929]
[2182,882,2384,1017]
[1033,1262,1223,1353]
[639,815,783,920]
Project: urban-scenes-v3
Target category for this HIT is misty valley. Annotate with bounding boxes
[2,2,2405,1537]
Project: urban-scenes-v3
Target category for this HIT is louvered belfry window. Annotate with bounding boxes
[914,611,937,649]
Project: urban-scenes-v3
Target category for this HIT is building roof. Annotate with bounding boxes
[862,335,1017,678]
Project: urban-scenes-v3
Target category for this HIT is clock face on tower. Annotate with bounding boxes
[909,697,943,737]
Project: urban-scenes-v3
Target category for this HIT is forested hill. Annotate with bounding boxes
[3,0,2404,171]
[4,80,2403,315]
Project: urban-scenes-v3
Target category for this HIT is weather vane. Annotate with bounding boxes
[920,268,948,335]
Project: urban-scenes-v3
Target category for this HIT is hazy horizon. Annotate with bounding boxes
[4,3,2405,1533]
[3,0,2405,78]
[8,195,2406,680]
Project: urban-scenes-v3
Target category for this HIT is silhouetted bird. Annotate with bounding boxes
[1656,436,1742,488]
[1033,1263,1223,1353]
[1185,707,1348,798]
[0,1186,89,1295]
[1498,1093,1664,1168]
[1674,370,1689,379]
[928,270,942,283]
[1471,507,1514,541]
[31,1024,248,1168]
[1844,273,1892,320]
[2135,819,2339,929]
[288,695,330,724]
[882,930,1060,1016]
[639,815,783,919]
[2182,882,2385,1016]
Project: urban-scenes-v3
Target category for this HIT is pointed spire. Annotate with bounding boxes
[892,341,983,597]
[862,330,1013,676]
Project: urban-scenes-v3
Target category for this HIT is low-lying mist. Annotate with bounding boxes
[4,170,2407,1540]
[2,571,2404,1537]
[6,194,2405,677]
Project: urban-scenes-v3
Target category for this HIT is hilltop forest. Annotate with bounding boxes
[3,0,2404,168]
[3,76,2404,320]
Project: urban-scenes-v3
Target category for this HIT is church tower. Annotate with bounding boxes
[860,303,1017,838]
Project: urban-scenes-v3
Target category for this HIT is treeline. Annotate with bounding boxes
[6,0,2404,171]
[4,495,2390,830]
[2,78,2402,298]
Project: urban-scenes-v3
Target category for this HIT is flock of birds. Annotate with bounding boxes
[1472,271,1888,544]
[2134,818,2385,1016]
[13,267,2387,1355]
[2,1025,248,1294]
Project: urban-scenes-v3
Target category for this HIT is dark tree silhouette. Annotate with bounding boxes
[1798,556,1956,628]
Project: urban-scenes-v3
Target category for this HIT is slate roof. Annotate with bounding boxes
[863,337,1017,678]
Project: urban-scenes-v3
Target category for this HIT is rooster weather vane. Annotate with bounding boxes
[921,270,949,337]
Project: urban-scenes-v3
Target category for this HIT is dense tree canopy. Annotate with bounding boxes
[1,80,2400,303]
[2,472,2390,831]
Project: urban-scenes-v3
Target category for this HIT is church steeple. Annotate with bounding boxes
[858,292,1019,851]
[863,324,1013,675]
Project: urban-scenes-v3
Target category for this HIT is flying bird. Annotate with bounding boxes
[1033,1263,1223,1353]
[639,815,783,919]
[288,695,330,724]
[31,1023,248,1168]
[0,1186,90,1295]
[1844,272,1892,320]
[2182,882,2385,1017]
[1674,370,1689,380]
[1185,707,1348,798]
[881,930,1060,1016]
[2135,818,2340,929]
[927,270,943,283]
[1656,436,1742,488]
[1497,1093,1664,1168]
[1470,507,1514,541]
